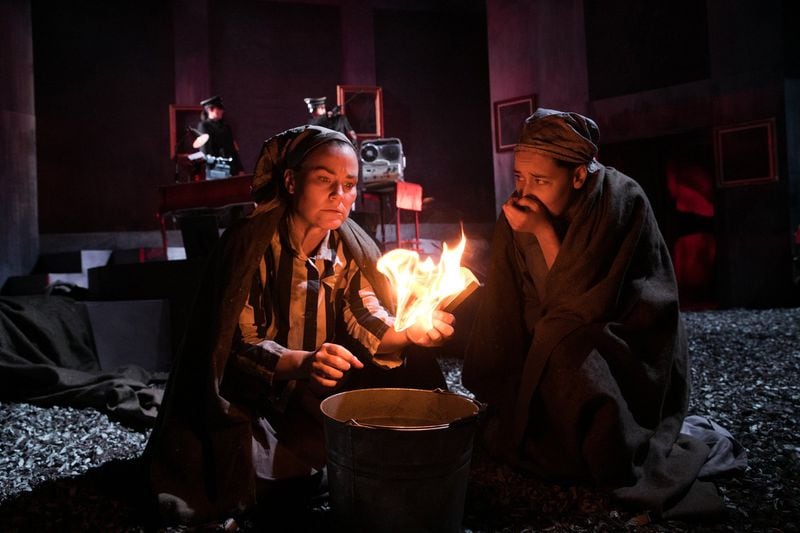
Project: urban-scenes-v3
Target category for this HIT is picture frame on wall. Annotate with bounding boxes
[493,94,537,152]
[714,118,778,188]
[336,85,384,144]
[169,105,203,160]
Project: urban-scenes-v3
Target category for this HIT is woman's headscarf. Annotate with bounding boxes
[516,108,601,172]
[251,125,353,203]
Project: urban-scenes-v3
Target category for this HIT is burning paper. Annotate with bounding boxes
[377,234,479,332]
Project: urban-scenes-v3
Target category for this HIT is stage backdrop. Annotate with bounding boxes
[33,0,494,233]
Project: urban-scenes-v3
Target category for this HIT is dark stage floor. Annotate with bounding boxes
[1,307,798,532]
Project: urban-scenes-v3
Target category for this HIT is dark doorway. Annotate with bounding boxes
[600,130,717,310]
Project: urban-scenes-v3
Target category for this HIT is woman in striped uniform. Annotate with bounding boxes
[145,125,455,527]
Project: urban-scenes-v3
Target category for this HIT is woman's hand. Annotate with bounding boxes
[405,310,456,347]
[307,342,364,389]
[502,194,551,236]
[501,193,561,269]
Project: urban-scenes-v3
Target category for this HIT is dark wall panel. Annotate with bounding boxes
[209,0,343,172]
[374,8,495,223]
[584,0,710,100]
[716,184,793,308]
[34,0,174,232]
[1,0,38,286]
[784,0,800,77]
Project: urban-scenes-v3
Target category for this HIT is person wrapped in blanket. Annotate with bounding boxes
[144,125,455,526]
[463,108,726,520]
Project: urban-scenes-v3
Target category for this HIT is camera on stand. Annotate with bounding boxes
[360,138,405,191]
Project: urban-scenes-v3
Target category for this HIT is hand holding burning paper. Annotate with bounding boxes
[376,234,479,338]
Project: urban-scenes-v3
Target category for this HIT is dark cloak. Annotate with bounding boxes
[143,202,428,524]
[463,165,721,518]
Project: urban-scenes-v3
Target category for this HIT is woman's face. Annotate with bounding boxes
[513,150,585,217]
[286,142,359,231]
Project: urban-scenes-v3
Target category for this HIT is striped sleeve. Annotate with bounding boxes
[230,332,294,412]
[341,262,394,357]
[230,258,283,385]
[231,336,285,386]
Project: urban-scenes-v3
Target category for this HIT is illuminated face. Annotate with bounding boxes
[206,105,224,120]
[286,142,359,231]
[513,150,586,217]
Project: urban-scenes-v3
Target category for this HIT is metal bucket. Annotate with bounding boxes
[320,388,482,533]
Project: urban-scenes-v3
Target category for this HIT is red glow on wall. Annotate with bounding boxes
[666,160,716,309]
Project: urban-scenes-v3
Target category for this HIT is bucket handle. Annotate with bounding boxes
[345,418,450,430]
[341,390,486,430]
[432,388,487,429]
[343,390,486,430]
[433,388,486,416]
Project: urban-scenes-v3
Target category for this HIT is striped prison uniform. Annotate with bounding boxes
[231,218,394,397]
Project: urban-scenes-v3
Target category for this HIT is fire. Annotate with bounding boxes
[377,234,478,332]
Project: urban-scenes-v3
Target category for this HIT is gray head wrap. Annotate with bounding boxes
[252,125,353,203]
[516,108,601,172]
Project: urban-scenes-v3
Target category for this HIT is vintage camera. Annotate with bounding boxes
[205,155,233,180]
[359,138,405,189]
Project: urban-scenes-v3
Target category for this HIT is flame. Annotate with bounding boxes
[377,233,478,332]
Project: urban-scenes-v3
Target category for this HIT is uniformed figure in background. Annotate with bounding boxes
[198,95,244,176]
[304,96,358,144]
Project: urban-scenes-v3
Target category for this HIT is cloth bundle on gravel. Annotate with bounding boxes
[0,294,165,426]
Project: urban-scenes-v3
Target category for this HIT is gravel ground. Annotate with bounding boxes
[0,307,798,532]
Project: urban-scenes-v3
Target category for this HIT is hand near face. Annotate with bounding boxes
[502,194,552,236]
[405,310,456,348]
[308,342,364,391]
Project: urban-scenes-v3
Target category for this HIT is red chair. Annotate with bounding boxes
[360,181,423,251]
[395,181,423,251]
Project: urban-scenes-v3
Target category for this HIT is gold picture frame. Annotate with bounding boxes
[336,85,384,143]
[714,118,778,187]
[169,104,202,160]
[494,94,536,152]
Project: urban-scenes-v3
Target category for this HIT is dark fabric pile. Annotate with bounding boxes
[0,295,166,427]
[0,307,798,532]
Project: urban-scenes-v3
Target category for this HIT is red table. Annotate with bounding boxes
[156,175,254,254]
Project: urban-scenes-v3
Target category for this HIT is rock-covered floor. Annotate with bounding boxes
[1,308,798,532]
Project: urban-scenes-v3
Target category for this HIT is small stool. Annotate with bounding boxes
[395,181,422,251]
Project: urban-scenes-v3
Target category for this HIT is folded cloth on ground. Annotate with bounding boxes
[0,295,166,426]
[681,415,748,479]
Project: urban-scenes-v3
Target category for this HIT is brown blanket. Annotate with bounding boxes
[463,165,721,519]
